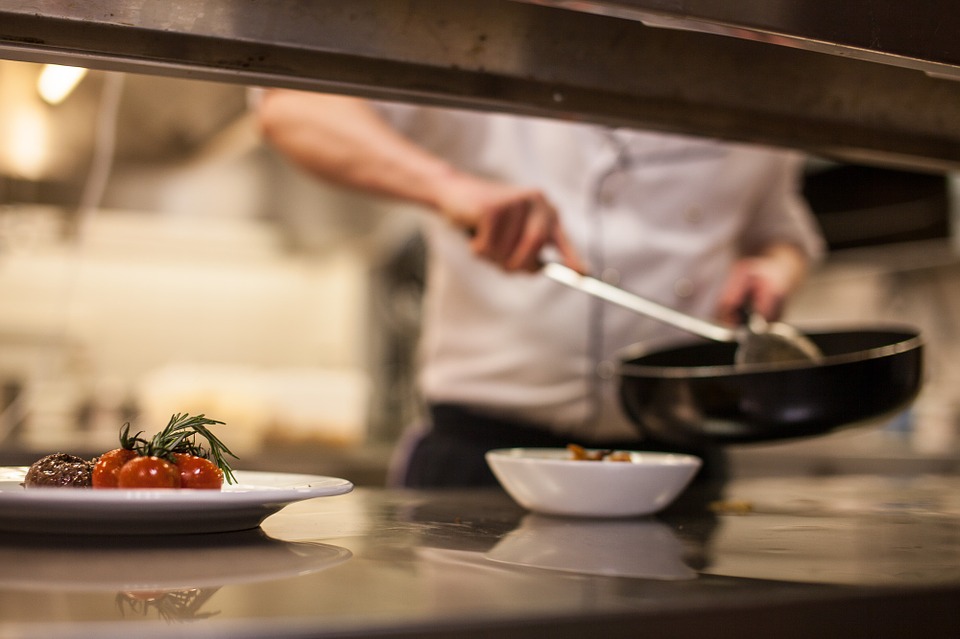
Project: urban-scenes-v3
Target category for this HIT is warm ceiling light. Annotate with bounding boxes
[2,105,48,179]
[37,64,88,105]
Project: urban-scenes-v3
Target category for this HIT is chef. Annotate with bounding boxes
[256,90,826,487]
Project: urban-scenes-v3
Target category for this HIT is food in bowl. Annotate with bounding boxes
[485,447,701,518]
[566,443,631,462]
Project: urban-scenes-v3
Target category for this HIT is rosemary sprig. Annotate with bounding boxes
[118,422,148,451]
[138,413,238,484]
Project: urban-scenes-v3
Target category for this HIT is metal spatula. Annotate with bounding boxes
[733,307,822,365]
[542,262,822,366]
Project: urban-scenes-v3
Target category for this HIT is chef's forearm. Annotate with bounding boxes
[256,90,582,270]
[256,89,460,212]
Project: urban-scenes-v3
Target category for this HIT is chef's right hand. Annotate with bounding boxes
[715,243,809,324]
[433,172,587,274]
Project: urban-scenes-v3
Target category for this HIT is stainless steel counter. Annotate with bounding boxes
[1,474,958,639]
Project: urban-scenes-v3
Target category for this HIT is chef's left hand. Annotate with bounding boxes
[715,243,809,324]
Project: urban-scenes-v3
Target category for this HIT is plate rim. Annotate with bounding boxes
[1,468,352,500]
[0,468,355,535]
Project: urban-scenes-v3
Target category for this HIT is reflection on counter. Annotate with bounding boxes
[701,474,960,586]
[115,588,222,623]
[486,514,697,580]
[0,528,351,593]
[0,527,352,626]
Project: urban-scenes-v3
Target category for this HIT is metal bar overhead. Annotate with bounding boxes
[1,0,958,172]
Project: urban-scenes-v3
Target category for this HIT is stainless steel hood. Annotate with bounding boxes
[1,0,959,173]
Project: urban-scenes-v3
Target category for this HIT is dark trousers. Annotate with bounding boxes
[400,403,725,488]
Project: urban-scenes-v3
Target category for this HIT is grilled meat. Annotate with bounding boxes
[23,453,95,488]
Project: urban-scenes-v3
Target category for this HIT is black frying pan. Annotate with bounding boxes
[617,326,923,445]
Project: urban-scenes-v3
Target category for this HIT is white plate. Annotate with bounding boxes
[0,468,354,535]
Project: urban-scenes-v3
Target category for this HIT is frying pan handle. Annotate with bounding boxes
[737,295,764,333]
[737,295,753,326]
[736,288,775,334]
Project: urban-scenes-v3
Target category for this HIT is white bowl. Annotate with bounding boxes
[485,448,701,518]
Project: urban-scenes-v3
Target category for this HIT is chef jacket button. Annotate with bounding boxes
[596,360,616,380]
[686,206,703,225]
[598,170,626,206]
[673,277,695,298]
[598,187,616,207]
[600,268,620,285]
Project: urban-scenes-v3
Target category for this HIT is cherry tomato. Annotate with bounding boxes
[173,453,223,489]
[92,448,138,488]
[117,456,182,489]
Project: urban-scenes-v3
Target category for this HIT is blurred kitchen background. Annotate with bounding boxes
[0,60,958,483]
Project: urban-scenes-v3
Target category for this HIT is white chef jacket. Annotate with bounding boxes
[374,103,825,442]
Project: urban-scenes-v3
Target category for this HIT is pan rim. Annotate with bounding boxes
[616,324,923,378]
